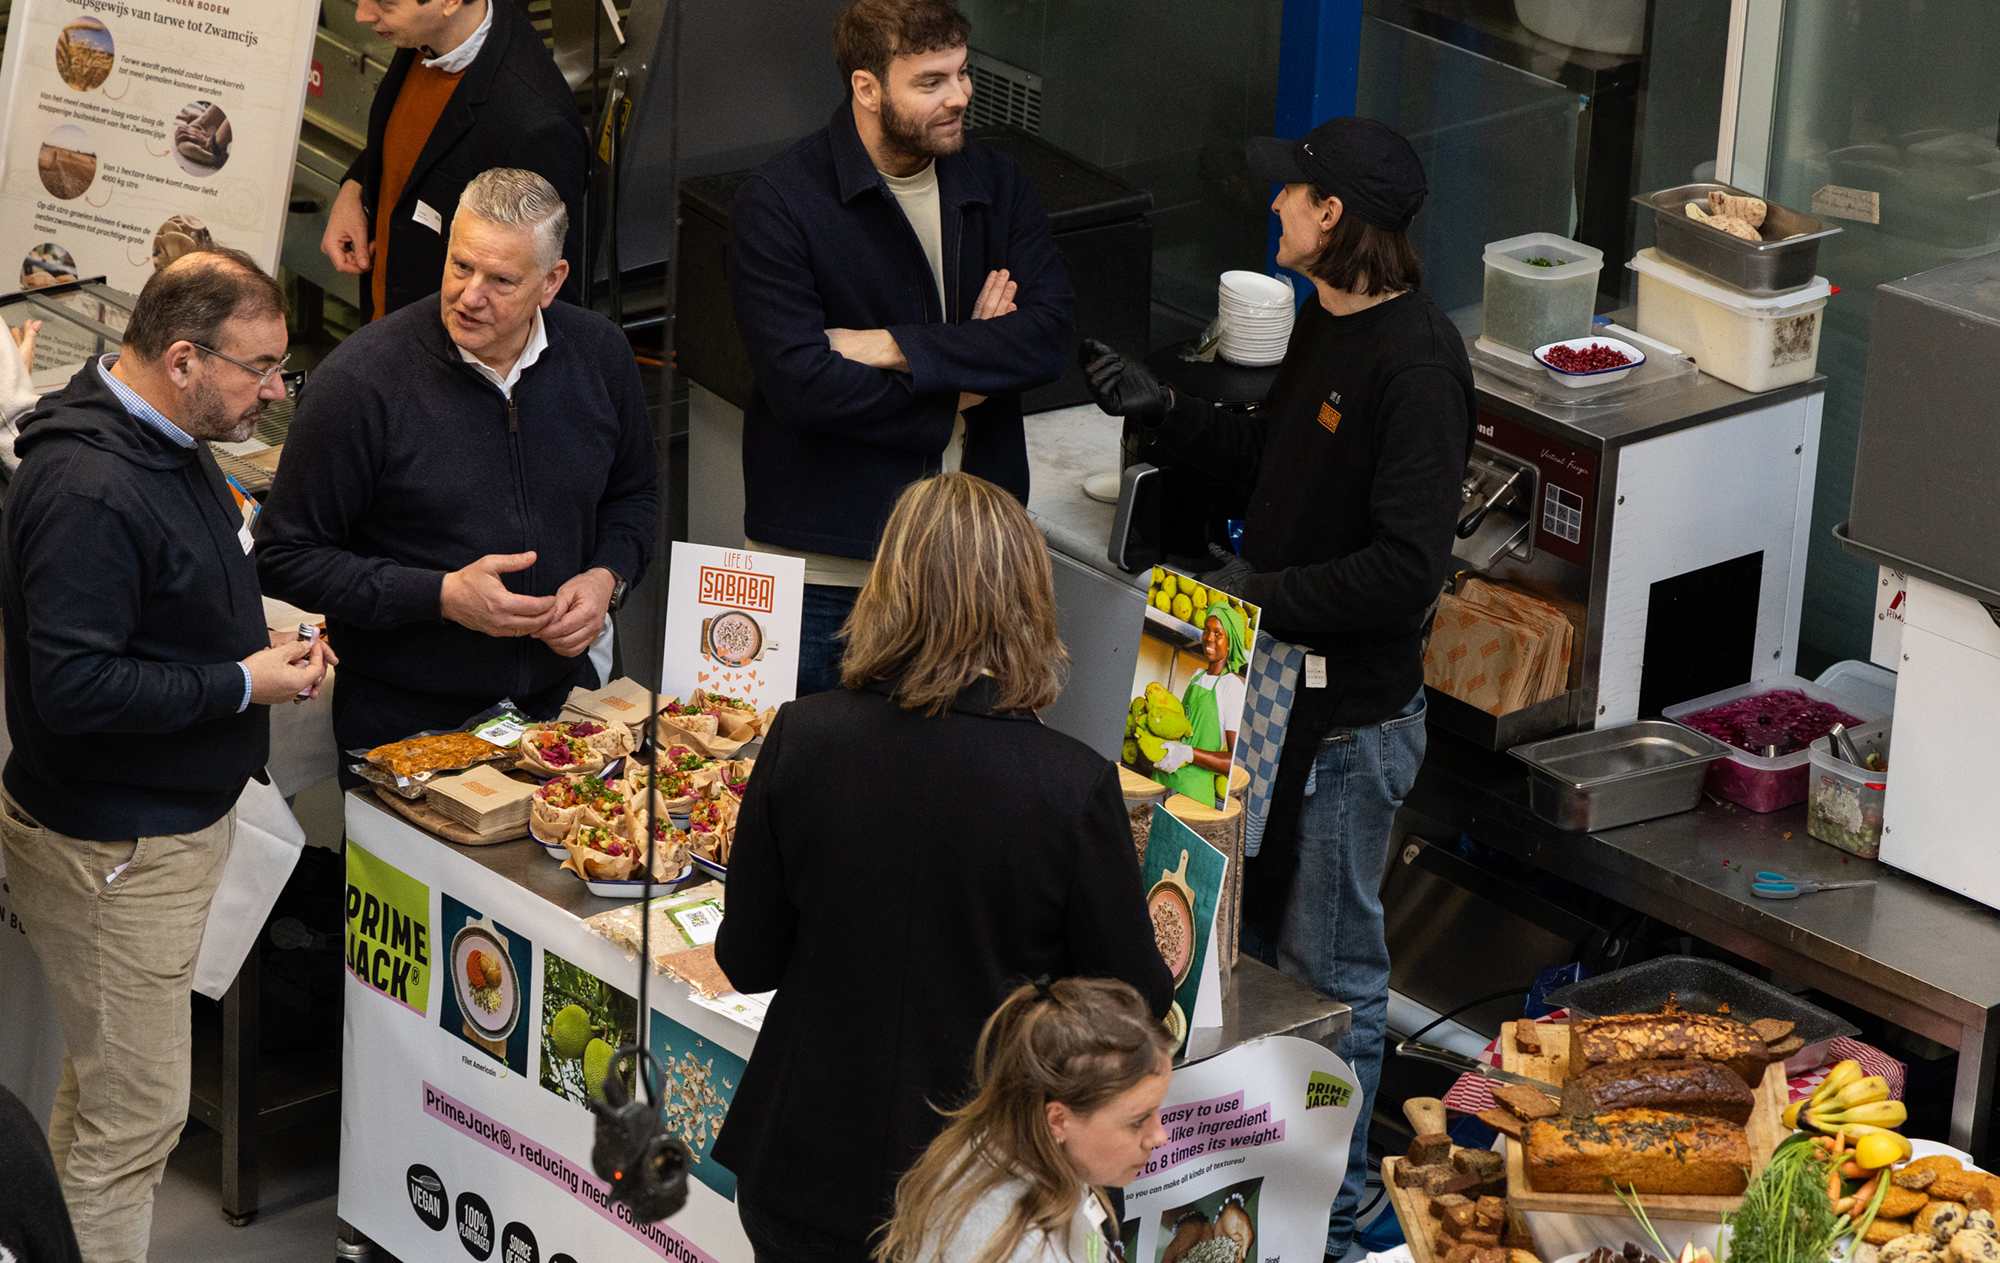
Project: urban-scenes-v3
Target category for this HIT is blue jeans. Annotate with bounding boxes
[1247,689,1426,1259]
[797,584,861,697]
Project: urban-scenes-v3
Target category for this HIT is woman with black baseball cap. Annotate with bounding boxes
[1080,115,1476,1260]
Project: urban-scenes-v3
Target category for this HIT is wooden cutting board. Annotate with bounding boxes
[1380,1154,1455,1263]
[1499,1020,1788,1222]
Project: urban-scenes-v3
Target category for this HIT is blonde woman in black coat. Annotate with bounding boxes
[714,472,1174,1263]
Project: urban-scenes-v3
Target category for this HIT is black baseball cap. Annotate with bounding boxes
[1245,117,1427,231]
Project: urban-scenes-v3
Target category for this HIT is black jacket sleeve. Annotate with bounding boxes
[20,493,247,735]
[1238,364,1470,631]
[255,367,448,629]
[889,176,1076,398]
[712,705,798,995]
[585,330,658,586]
[1065,763,1176,1018]
[728,175,960,453]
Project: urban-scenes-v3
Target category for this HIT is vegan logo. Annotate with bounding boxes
[1306,1069,1353,1110]
[456,1190,495,1260]
[406,1164,448,1230]
[500,1221,539,1263]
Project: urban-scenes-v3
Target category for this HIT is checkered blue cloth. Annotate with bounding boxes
[1240,631,1306,857]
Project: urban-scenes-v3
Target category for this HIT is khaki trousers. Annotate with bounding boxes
[0,788,232,1263]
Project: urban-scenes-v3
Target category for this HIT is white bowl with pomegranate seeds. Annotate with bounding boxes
[1533,336,1645,388]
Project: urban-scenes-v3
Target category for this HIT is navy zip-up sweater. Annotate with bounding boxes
[255,297,656,703]
[729,104,1075,558]
[1,363,269,840]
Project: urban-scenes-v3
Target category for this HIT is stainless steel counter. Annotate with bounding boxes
[416,806,1351,1064]
[1402,732,2000,1160]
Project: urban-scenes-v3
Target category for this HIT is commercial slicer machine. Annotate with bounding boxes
[1434,337,1827,747]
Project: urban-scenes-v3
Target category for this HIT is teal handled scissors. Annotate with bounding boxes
[1753,871,1876,899]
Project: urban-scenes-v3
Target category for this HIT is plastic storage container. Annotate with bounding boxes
[1662,675,1889,813]
[1482,233,1604,353]
[1806,718,1893,858]
[1630,249,1831,392]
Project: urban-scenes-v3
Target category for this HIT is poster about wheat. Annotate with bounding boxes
[0,0,317,300]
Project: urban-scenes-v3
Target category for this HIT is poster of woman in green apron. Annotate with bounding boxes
[1123,568,1262,810]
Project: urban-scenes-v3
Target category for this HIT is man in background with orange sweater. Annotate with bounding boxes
[319,0,587,319]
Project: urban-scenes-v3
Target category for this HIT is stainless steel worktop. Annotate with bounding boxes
[1024,402,1145,588]
[1402,732,2000,1160]
[416,801,1351,1062]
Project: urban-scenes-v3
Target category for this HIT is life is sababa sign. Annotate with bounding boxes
[662,543,804,711]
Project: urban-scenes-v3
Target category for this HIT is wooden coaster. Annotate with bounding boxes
[461,1020,507,1057]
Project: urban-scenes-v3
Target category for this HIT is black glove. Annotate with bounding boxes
[1078,338,1174,419]
[1200,543,1257,598]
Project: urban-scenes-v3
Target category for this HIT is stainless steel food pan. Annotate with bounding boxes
[1636,182,1842,295]
[1509,720,1733,832]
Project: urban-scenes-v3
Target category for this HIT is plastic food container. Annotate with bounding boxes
[1510,721,1731,831]
[1630,249,1831,392]
[1663,675,1889,813]
[1482,233,1604,354]
[1807,718,1893,859]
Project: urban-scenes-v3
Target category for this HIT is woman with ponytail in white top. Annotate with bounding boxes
[877,977,1175,1263]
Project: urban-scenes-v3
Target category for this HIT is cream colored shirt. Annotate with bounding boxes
[883,161,967,474]
[769,163,968,587]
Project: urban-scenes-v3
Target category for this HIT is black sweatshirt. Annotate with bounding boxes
[255,298,656,704]
[1,362,270,840]
[1154,290,1474,930]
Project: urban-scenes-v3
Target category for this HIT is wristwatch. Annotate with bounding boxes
[604,568,629,613]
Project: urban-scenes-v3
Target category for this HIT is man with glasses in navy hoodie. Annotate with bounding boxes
[0,247,330,1261]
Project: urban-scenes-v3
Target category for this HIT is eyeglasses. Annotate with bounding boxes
[190,342,294,393]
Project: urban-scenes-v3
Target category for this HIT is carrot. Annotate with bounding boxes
[1841,1160,1867,1179]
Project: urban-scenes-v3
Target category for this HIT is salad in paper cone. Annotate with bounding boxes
[691,689,776,741]
[684,795,741,865]
[560,824,645,881]
[621,745,715,813]
[517,722,616,777]
[529,772,624,845]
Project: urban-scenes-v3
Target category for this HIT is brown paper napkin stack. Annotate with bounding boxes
[1423,582,1576,716]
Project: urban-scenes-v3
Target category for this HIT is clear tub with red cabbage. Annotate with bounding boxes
[1661,676,1888,812]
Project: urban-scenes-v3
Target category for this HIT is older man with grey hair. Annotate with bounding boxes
[259,168,656,773]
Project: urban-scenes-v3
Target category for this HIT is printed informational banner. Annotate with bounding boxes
[660,542,805,710]
[0,0,318,295]
[1124,568,1263,810]
[1124,1037,1360,1263]
[341,797,758,1263]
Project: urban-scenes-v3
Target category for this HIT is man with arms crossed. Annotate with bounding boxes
[730,0,1075,693]
[0,249,330,1260]
[261,169,655,774]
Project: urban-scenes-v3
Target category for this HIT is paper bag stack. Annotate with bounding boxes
[1423,579,1574,716]
[424,764,536,837]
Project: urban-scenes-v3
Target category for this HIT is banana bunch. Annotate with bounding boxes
[1782,1059,1911,1159]
[1124,681,1191,765]
[1150,569,1214,625]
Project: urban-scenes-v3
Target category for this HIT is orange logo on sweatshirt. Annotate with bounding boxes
[1318,402,1342,435]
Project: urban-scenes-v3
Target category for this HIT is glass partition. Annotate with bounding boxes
[1356,17,1579,320]
[1759,1,2000,663]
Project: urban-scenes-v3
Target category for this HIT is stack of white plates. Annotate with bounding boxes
[1216,270,1296,366]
